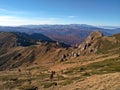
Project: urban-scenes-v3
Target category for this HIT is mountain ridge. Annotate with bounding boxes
[0,24,120,45]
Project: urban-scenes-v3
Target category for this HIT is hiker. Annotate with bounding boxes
[50,71,55,80]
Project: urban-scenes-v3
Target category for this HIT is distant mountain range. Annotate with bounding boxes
[0,24,120,45]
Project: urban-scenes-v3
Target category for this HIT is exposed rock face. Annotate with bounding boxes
[71,52,79,57]
[88,31,104,40]
[61,54,67,62]
[78,31,104,53]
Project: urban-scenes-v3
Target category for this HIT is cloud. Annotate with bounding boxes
[0,8,7,11]
[68,16,77,18]
[0,15,62,26]
[0,8,28,16]
[0,8,62,26]
[0,8,76,26]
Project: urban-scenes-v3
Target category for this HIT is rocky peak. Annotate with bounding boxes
[78,31,104,53]
[88,31,104,40]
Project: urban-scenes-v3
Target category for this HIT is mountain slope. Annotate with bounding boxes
[0,31,120,70]
[0,32,70,70]
[0,31,120,90]
[78,31,120,54]
[0,32,18,55]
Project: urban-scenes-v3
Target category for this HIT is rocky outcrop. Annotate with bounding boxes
[78,31,104,53]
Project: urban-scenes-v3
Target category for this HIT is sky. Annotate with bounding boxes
[0,0,120,26]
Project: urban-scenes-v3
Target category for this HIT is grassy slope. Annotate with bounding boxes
[64,56,120,75]
[96,34,120,54]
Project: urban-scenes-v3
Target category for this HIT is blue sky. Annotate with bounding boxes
[0,0,120,26]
